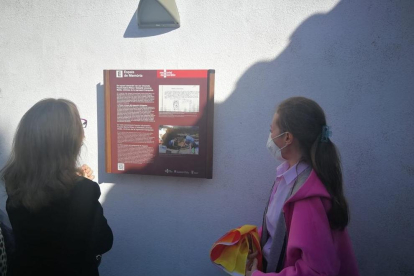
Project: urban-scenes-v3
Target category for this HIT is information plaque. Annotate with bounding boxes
[104,69,214,179]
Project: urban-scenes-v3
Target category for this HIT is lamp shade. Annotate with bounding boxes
[137,0,180,28]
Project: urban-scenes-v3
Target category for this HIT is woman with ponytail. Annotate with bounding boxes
[246,97,359,276]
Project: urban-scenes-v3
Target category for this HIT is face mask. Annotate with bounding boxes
[266,132,288,161]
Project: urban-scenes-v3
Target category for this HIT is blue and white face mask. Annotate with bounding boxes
[266,132,288,161]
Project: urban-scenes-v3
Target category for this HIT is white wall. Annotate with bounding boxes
[1,0,413,275]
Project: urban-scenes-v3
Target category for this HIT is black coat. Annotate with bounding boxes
[6,178,113,276]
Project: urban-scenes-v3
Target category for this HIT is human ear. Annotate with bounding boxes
[285,132,294,145]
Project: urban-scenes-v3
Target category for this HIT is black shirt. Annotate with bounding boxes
[7,178,113,276]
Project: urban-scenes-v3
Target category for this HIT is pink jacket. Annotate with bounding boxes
[253,170,360,276]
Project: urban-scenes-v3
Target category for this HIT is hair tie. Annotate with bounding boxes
[321,125,332,142]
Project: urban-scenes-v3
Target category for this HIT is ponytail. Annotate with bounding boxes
[311,135,349,230]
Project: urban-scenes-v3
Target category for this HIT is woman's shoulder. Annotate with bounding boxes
[71,177,101,199]
[289,169,330,203]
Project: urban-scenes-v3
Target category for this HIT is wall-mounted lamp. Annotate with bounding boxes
[137,0,180,28]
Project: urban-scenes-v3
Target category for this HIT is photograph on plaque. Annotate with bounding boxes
[104,69,214,179]
[159,125,199,155]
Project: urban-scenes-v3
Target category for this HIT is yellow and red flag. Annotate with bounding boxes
[210,225,262,276]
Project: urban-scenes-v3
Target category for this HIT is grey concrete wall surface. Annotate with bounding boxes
[0,0,413,275]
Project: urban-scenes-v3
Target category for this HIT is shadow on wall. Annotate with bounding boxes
[214,1,414,275]
[99,0,414,275]
[217,0,414,274]
[123,10,176,38]
[0,129,7,172]
[0,128,11,223]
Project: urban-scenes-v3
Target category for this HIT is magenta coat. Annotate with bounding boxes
[253,170,360,276]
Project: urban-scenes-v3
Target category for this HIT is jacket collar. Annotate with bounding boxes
[285,169,331,205]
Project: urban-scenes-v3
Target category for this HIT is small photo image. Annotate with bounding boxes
[159,125,199,155]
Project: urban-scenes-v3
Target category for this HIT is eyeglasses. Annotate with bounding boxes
[81,118,87,128]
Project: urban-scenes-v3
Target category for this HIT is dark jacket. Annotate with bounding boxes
[6,178,113,276]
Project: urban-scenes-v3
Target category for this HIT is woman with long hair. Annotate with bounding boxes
[1,98,113,276]
[246,97,359,276]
